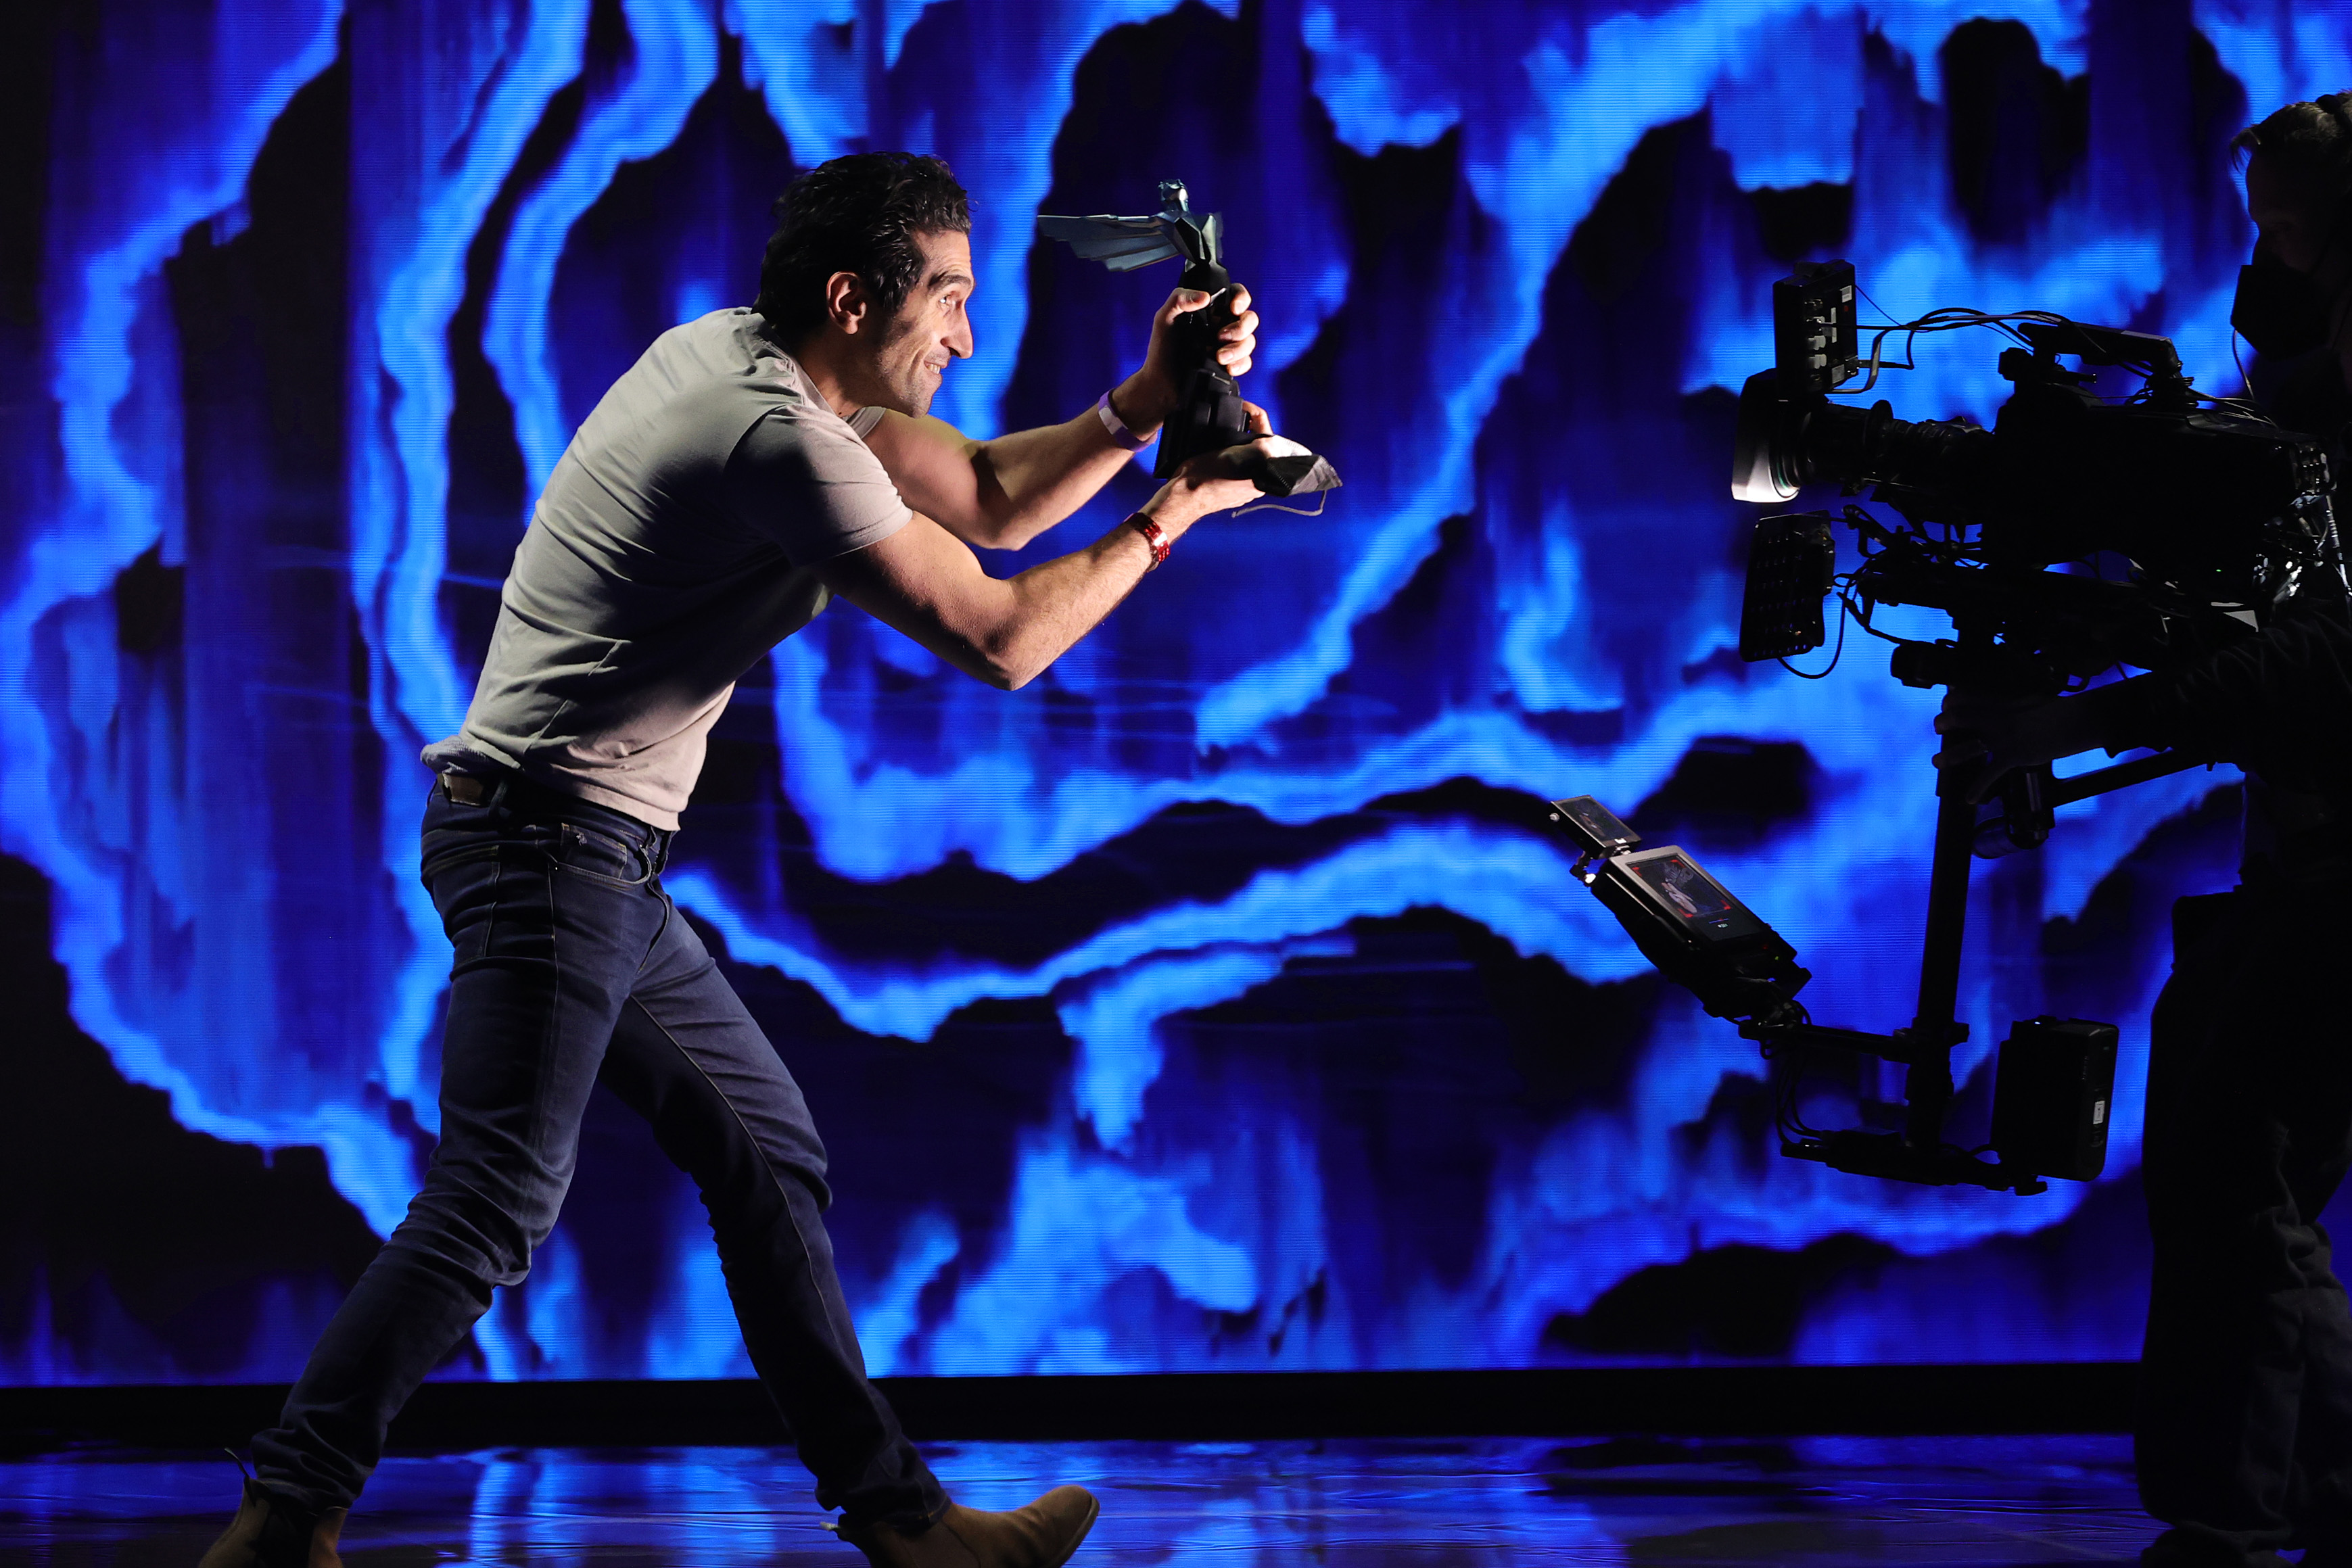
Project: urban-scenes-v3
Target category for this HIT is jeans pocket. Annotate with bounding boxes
[419,842,500,884]
[555,821,654,886]
[426,850,503,970]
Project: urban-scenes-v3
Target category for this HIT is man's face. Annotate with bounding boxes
[864,228,974,418]
[2248,152,2336,277]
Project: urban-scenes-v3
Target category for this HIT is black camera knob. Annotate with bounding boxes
[1889,640,1957,690]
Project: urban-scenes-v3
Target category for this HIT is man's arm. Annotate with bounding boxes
[860,283,1259,552]
[1933,608,2352,801]
[813,435,1267,690]
[2134,610,2352,778]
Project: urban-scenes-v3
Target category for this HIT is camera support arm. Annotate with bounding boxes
[1904,621,1993,1138]
[1747,613,2203,1193]
[1733,620,1992,1184]
[2043,746,2209,803]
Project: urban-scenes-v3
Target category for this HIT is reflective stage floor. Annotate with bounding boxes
[0,1435,2160,1566]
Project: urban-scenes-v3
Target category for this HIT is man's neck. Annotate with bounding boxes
[773,324,868,421]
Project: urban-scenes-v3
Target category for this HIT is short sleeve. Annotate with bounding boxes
[723,406,912,566]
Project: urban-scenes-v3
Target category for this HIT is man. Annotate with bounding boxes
[1940,97,2352,1568]
[202,151,1291,1568]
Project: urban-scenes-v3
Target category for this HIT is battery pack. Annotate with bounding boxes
[1771,259,1860,394]
[1739,513,1837,662]
[1990,1018,2118,1183]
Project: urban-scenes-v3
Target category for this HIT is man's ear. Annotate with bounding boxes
[824,270,872,336]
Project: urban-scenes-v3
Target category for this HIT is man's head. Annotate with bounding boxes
[2232,95,2352,365]
[2238,95,2352,275]
[755,152,974,417]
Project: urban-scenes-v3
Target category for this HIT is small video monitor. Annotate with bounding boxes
[1548,797,1641,857]
[1610,847,1771,945]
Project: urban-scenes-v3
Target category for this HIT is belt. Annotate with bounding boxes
[437,767,641,828]
[439,771,498,806]
[436,767,671,861]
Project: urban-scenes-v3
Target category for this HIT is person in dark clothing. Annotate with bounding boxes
[1940,95,2352,1568]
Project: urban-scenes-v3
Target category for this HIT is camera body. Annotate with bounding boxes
[1734,261,2339,629]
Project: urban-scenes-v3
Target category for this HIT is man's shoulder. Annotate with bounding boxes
[584,310,827,452]
[634,310,801,406]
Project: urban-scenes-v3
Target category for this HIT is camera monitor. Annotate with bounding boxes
[1610,847,1774,946]
[1547,796,1641,857]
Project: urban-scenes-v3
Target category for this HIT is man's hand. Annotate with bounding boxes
[1119,283,1259,431]
[866,291,1264,554]
[1139,401,1275,525]
[1933,688,2127,803]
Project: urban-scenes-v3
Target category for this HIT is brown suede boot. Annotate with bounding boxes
[197,1479,346,1568]
[839,1486,1098,1568]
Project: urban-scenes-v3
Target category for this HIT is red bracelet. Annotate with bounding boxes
[1129,512,1171,569]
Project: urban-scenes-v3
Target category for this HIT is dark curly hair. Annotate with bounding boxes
[754,152,972,346]
[2233,93,2352,199]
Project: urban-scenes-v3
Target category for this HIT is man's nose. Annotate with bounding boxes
[947,318,974,360]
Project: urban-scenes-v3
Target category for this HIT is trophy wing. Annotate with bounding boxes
[1036,212,1183,271]
[1195,210,1223,266]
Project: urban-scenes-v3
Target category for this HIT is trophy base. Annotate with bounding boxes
[1250,448,1341,498]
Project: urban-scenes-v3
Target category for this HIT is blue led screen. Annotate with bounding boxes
[3,0,2343,1384]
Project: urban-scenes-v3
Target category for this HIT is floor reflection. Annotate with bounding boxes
[0,1434,2155,1565]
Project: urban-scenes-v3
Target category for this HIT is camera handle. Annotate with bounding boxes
[1152,256,1255,480]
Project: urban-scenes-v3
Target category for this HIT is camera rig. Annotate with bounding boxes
[1555,260,2343,1194]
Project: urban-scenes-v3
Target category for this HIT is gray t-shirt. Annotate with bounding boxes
[423,308,910,828]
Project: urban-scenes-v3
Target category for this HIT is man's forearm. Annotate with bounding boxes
[971,375,1175,550]
[862,377,1167,553]
[816,479,1229,693]
[976,508,1167,687]
[968,409,1148,550]
[885,284,1254,551]
[2134,613,2352,780]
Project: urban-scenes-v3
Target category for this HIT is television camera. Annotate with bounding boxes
[1555,260,2343,1195]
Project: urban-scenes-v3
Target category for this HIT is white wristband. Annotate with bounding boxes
[1096,390,1155,450]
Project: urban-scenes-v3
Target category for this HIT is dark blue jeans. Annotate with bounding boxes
[252,774,943,1527]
